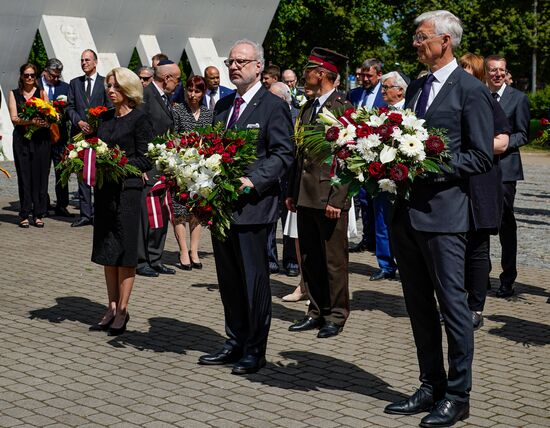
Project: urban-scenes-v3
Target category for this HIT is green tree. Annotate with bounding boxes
[28,30,48,71]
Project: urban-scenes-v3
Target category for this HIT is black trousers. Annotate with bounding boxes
[13,138,50,219]
[465,230,491,312]
[50,142,69,208]
[212,224,271,357]
[78,182,94,220]
[392,208,473,402]
[137,171,169,269]
[298,207,349,325]
[499,182,517,287]
[266,205,298,268]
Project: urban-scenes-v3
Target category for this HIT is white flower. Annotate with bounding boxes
[366,113,387,127]
[398,134,424,157]
[357,172,365,182]
[204,153,222,171]
[365,134,382,149]
[379,145,397,163]
[336,124,356,146]
[296,94,307,106]
[55,95,67,103]
[317,107,340,126]
[391,127,403,140]
[68,150,78,159]
[355,138,377,162]
[96,144,107,155]
[401,114,426,131]
[378,178,397,194]
[81,142,89,149]
[416,150,426,161]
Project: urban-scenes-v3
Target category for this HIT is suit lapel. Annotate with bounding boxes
[89,75,103,105]
[151,85,172,117]
[235,87,266,127]
[498,85,512,108]
[424,67,462,122]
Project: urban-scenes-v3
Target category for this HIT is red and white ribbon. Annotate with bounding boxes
[146,178,174,229]
[83,148,96,187]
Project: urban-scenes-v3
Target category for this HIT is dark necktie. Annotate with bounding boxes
[415,74,436,119]
[309,99,320,123]
[361,88,372,107]
[209,89,217,111]
[161,94,169,107]
[227,97,245,129]
[85,77,92,100]
[48,85,54,101]
[492,92,499,101]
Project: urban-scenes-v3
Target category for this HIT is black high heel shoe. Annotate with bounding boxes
[89,314,115,331]
[176,252,192,270]
[108,313,129,336]
[189,251,202,269]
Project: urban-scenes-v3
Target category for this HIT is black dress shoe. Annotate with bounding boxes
[384,387,435,415]
[472,311,483,331]
[288,316,323,332]
[419,399,469,427]
[136,266,159,277]
[153,264,176,275]
[71,217,93,227]
[370,270,396,281]
[269,262,280,274]
[349,241,375,253]
[54,207,73,217]
[317,321,343,338]
[108,313,130,336]
[231,354,266,375]
[496,284,514,298]
[198,348,243,365]
[285,265,300,277]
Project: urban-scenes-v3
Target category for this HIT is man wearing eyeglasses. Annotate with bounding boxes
[198,39,293,375]
[39,58,72,217]
[135,59,180,278]
[282,69,305,109]
[383,10,493,427]
[136,66,154,87]
[67,49,112,227]
[381,71,408,109]
[485,55,530,299]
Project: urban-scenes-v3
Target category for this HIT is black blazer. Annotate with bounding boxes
[138,82,174,137]
[497,85,530,182]
[403,66,494,233]
[39,78,71,144]
[213,85,294,225]
[66,74,111,137]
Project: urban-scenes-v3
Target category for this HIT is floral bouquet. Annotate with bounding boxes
[147,123,258,241]
[57,135,140,189]
[18,97,60,140]
[52,95,68,115]
[532,117,549,147]
[297,106,452,200]
[87,106,108,130]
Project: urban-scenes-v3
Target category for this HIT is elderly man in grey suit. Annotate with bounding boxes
[485,54,530,298]
[383,11,494,428]
[66,49,111,227]
[135,60,181,277]
[198,39,294,375]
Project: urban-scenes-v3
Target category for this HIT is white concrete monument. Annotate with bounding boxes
[0,0,279,159]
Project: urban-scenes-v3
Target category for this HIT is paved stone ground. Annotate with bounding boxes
[0,152,548,427]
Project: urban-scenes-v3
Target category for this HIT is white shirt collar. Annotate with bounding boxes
[86,72,98,82]
[152,81,167,98]
[430,58,459,84]
[391,99,405,109]
[235,80,262,105]
[316,88,336,109]
[496,83,506,98]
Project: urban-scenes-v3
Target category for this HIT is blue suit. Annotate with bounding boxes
[346,84,388,261]
[201,85,234,109]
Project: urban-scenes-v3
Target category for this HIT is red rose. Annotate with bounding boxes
[67,144,75,151]
[118,156,128,166]
[166,140,175,149]
[222,152,232,163]
[389,164,409,182]
[425,135,445,155]
[375,124,394,141]
[387,112,403,125]
[86,137,98,144]
[336,148,351,160]
[180,192,189,200]
[378,106,390,114]
[356,124,373,138]
[326,126,340,141]
[368,162,386,179]
[77,150,85,160]
[540,118,549,126]
[227,144,237,154]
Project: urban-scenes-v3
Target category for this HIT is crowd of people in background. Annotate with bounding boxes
[4,8,533,426]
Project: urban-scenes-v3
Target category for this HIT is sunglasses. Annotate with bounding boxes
[23,73,36,78]
[139,75,152,81]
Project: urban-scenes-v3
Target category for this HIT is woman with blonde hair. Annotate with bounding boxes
[89,67,153,335]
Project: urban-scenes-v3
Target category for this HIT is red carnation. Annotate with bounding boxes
[67,144,75,151]
[540,118,549,126]
[375,124,394,142]
[389,164,409,182]
[222,152,232,163]
[86,137,98,144]
[166,140,175,149]
[77,150,85,160]
[425,135,445,155]
[387,112,403,125]
[356,124,373,138]
[336,148,351,160]
[180,192,189,200]
[118,156,128,166]
[368,162,386,179]
[326,126,340,141]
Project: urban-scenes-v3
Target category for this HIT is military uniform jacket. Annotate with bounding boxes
[287,90,352,210]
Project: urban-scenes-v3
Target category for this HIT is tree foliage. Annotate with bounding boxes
[264,0,549,88]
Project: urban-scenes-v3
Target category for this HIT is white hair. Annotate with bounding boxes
[415,10,463,49]
[229,39,265,72]
[381,71,408,91]
[269,82,292,104]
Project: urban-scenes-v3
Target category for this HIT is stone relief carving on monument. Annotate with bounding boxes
[59,24,81,48]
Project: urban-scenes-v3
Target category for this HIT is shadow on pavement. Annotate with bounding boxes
[29,296,106,326]
[247,350,409,402]
[486,314,550,347]
[107,316,225,354]
[488,279,550,302]
[351,289,408,318]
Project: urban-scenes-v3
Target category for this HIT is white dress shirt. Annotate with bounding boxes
[85,72,98,94]
[421,59,459,111]
[227,80,263,122]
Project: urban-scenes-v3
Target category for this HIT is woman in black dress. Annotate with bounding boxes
[89,67,153,335]
[172,76,213,269]
[8,63,50,228]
